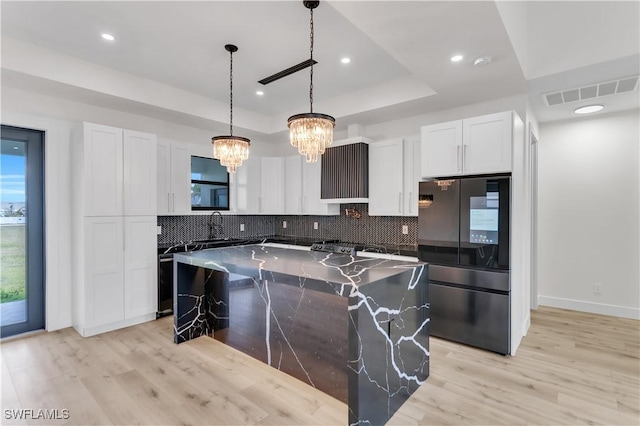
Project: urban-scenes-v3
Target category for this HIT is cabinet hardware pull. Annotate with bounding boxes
[463,145,467,170]
[398,192,402,213]
[457,146,461,172]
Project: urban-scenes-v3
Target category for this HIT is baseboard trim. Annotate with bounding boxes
[78,313,156,337]
[538,296,640,320]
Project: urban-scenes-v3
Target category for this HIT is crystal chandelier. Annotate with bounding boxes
[287,0,335,163]
[212,44,250,173]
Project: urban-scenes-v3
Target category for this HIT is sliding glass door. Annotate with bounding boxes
[0,125,44,337]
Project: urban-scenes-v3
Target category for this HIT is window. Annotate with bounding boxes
[191,156,229,210]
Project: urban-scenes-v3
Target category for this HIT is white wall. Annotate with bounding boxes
[538,109,640,319]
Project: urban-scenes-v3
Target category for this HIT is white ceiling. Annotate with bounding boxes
[1,1,638,137]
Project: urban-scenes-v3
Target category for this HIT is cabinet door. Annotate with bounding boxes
[284,156,303,214]
[369,139,404,216]
[84,217,124,327]
[260,157,285,214]
[403,139,421,217]
[156,140,171,215]
[234,156,261,214]
[462,111,512,175]
[170,144,191,214]
[83,123,123,216]
[123,130,157,215]
[421,120,462,178]
[124,216,157,319]
[302,160,339,215]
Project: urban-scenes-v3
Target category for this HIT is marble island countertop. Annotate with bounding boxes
[173,243,425,296]
[159,235,418,257]
[173,243,429,425]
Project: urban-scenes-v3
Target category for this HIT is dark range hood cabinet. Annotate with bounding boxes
[321,139,369,202]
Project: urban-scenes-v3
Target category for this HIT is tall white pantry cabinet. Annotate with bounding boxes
[71,122,158,337]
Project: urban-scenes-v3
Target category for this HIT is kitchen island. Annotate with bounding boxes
[173,244,429,425]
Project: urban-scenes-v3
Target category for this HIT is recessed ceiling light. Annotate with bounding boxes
[473,56,493,67]
[13,146,19,150]
[450,55,463,62]
[341,57,351,64]
[101,33,115,41]
[574,104,604,114]
[256,90,264,96]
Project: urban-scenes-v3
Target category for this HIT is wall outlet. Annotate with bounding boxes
[314,222,318,230]
[240,223,245,232]
[402,225,409,235]
[156,225,162,235]
[593,283,602,295]
[283,221,287,229]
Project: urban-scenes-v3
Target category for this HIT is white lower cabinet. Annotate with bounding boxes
[76,215,157,337]
[124,216,158,319]
[83,217,125,329]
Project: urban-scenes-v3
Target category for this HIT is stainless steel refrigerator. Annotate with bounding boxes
[418,176,511,354]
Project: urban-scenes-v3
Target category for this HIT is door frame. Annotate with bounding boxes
[1,125,45,337]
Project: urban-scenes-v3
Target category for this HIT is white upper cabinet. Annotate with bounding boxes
[157,140,191,215]
[83,123,123,216]
[421,111,515,178]
[81,122,157,216]
[124,130,157,216]
[260,157,285,214]
[462,111,513,175]
[369,139,405,216]
[283,156,340,216]
[420,120,462,179]
[302,160,340,215]
[234,156,261,214]
[403,139,421,217]
[285,156,303,214]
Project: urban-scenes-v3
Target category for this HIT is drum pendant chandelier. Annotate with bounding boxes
[212,44,250,174]
[287,0,335,163]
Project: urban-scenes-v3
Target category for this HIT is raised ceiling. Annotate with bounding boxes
[1,1,638,136]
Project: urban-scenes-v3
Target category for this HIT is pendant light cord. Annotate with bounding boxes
[309,7,314,113]
[229,48,234,136]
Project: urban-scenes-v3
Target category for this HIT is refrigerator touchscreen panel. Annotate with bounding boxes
[460,177,510,270]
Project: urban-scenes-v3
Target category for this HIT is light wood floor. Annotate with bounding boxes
[1,306,638,425]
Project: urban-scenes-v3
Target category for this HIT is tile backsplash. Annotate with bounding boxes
[157,204,417,246]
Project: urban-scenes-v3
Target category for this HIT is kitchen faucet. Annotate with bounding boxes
[208,211,224,240]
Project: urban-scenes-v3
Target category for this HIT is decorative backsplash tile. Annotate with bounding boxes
[157,204,417,246]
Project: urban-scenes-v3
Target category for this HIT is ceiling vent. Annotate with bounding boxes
[543,76,639,106]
